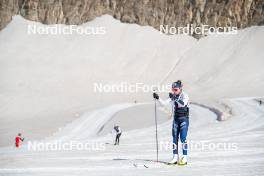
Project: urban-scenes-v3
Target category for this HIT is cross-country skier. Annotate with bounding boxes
[112,125,122,145]
[15,133,24,148]
[153,80,189,165]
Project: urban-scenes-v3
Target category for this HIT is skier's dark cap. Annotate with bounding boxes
[172,80,182,89]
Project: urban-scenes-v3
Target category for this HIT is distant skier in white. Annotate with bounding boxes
[112,125,122,145]
[153,80,189,165]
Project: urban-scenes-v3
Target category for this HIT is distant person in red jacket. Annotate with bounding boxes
[15,133,24,148]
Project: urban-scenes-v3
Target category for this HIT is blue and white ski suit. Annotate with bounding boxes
[158,91,189,155]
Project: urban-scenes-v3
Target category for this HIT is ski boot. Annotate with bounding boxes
[178,155,187,166]
[168,154,178,165]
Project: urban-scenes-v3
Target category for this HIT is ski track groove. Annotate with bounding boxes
[0,98,263,175]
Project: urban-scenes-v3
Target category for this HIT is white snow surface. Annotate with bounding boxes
[0,15,264,175]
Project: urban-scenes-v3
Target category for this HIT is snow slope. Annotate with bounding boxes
[0,15,196,146]
[0,15,264,175]
[166,26,264,101]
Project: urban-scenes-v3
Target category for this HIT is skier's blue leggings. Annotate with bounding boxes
[172,117,189,155]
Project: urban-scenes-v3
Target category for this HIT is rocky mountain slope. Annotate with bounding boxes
[1,0,263,36]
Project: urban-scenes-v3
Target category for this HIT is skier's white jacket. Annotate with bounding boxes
[158,91,189,117]
[112,126,122,135]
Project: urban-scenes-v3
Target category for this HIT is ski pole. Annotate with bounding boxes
[154,94,159,162]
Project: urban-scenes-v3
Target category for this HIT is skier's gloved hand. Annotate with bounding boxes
[153,92,159,100]
[169,92,173,99]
